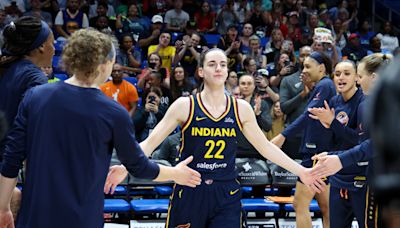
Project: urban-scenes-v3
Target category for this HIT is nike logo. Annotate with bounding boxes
[230,189,240,195]
[196,116,207,121]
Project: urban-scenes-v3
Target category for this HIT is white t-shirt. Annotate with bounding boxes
[164,9,189,28]
[377,33,399,52]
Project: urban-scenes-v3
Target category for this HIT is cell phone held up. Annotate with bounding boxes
[148,62,156,69]
[148,95,156,104]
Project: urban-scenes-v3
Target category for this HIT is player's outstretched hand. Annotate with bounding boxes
[104,165,128,194]
[271,134,285,148]
[173,156,201,188]
[310,152,343,177]
[298,168,327,193]
[0,209,14,228]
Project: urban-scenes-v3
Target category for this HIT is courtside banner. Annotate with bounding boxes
[236,158,271,185]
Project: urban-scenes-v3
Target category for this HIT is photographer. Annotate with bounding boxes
[255,69,280,106]
[269,52,298,88]
[137,53,170,89]
[133,86,164,142]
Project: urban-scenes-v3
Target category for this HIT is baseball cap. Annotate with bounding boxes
[257,69,269,77]
[348,33,360,40]
[151,15,163,24]
[288,11,299,17]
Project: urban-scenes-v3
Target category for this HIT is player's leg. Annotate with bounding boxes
[361,187,380,228]
[293,181,315,227]
[166,185,207,228]
[329,186,354,228]
[314,183,330,228]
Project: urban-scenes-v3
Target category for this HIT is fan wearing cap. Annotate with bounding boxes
[137,14,163,57]
[0,16,54,221]
[341,33,368,63]
[164,0,189,32]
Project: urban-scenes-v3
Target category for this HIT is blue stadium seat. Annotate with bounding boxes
[283,199,320,212]
[104,199,130,213]
[154,186,173,196]
[204,34,221,47]
[130,199,169,213]
[241,199,280,212]
[54,40,65,56]
[113,186,127,195]
[54,73,68,81]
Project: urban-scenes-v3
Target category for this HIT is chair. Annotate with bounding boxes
[104,199,130,213]
[204,34,221,47]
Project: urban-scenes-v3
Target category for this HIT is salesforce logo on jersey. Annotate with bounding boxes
[236,158,271,185]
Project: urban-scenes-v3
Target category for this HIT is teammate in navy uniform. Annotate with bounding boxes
[106,48,326,228]
[0,29,201,228]
[271,51,336,228]
[311,53,394,228]
[308,61,367,227]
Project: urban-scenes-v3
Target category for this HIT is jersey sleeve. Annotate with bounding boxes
[112,109,160,179]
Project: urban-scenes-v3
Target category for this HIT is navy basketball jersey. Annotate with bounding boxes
[178,93,243,181]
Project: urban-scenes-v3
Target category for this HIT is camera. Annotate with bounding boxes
[284,60,291,67]
[148,95,156,104]
[148,62,156,69]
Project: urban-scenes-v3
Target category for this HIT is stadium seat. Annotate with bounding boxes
[54,73,68,81]
[241,199,280,212]
[260,37,270,47]
[130,199,169,213]
[154,186,173,196]
[54,40,65,56]
[113,186,128,195]
[204,34,221,47]
[104,199,130,213]
[283,199,320,212]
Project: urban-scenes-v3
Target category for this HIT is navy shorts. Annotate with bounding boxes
[166,179,243,228]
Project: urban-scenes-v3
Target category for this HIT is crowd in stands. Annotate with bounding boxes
[0,0,399,159]
[1,0,399,162]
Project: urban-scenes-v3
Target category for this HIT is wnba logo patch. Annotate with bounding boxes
[336,111,349,126]
[176,223,191,228]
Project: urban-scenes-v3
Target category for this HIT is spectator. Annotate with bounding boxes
[194,1,216,33]
[217,24,242,72]
[100,63,139,117]
[0,0,25,14]
[138,70,171,110]
[266,101,285,140]
[148,32,176,73]
[269,51,297,87]
[164,0,189,33]
[54,0,89,39]
[169,66,194,103]
[173,33,202,80]
[88,0,115,19]
[287,11,302,49]
[0,10,7,47]
[41,66,59,83]
[341,33,367,63]
[137,53,170,88]
[243,35,267,69]
[89,2,115,31]
[367,34,391,55]
[152,131,180,166]
[356,20,376,49]
[234,0,251,24]
[115,4,148,41]
[138,14,163,57]
[142,0,170,17]
[116,34,141,75]
[239,23,254,55]
[376,21,399,53]
[225,70,238,95]
[3,1,23,23]
[216,0,239,35]
[242,57,257,76]
[133,86,164,141]
[247,0,271,35]
[24,0,53,28]
[264,28,284,64]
